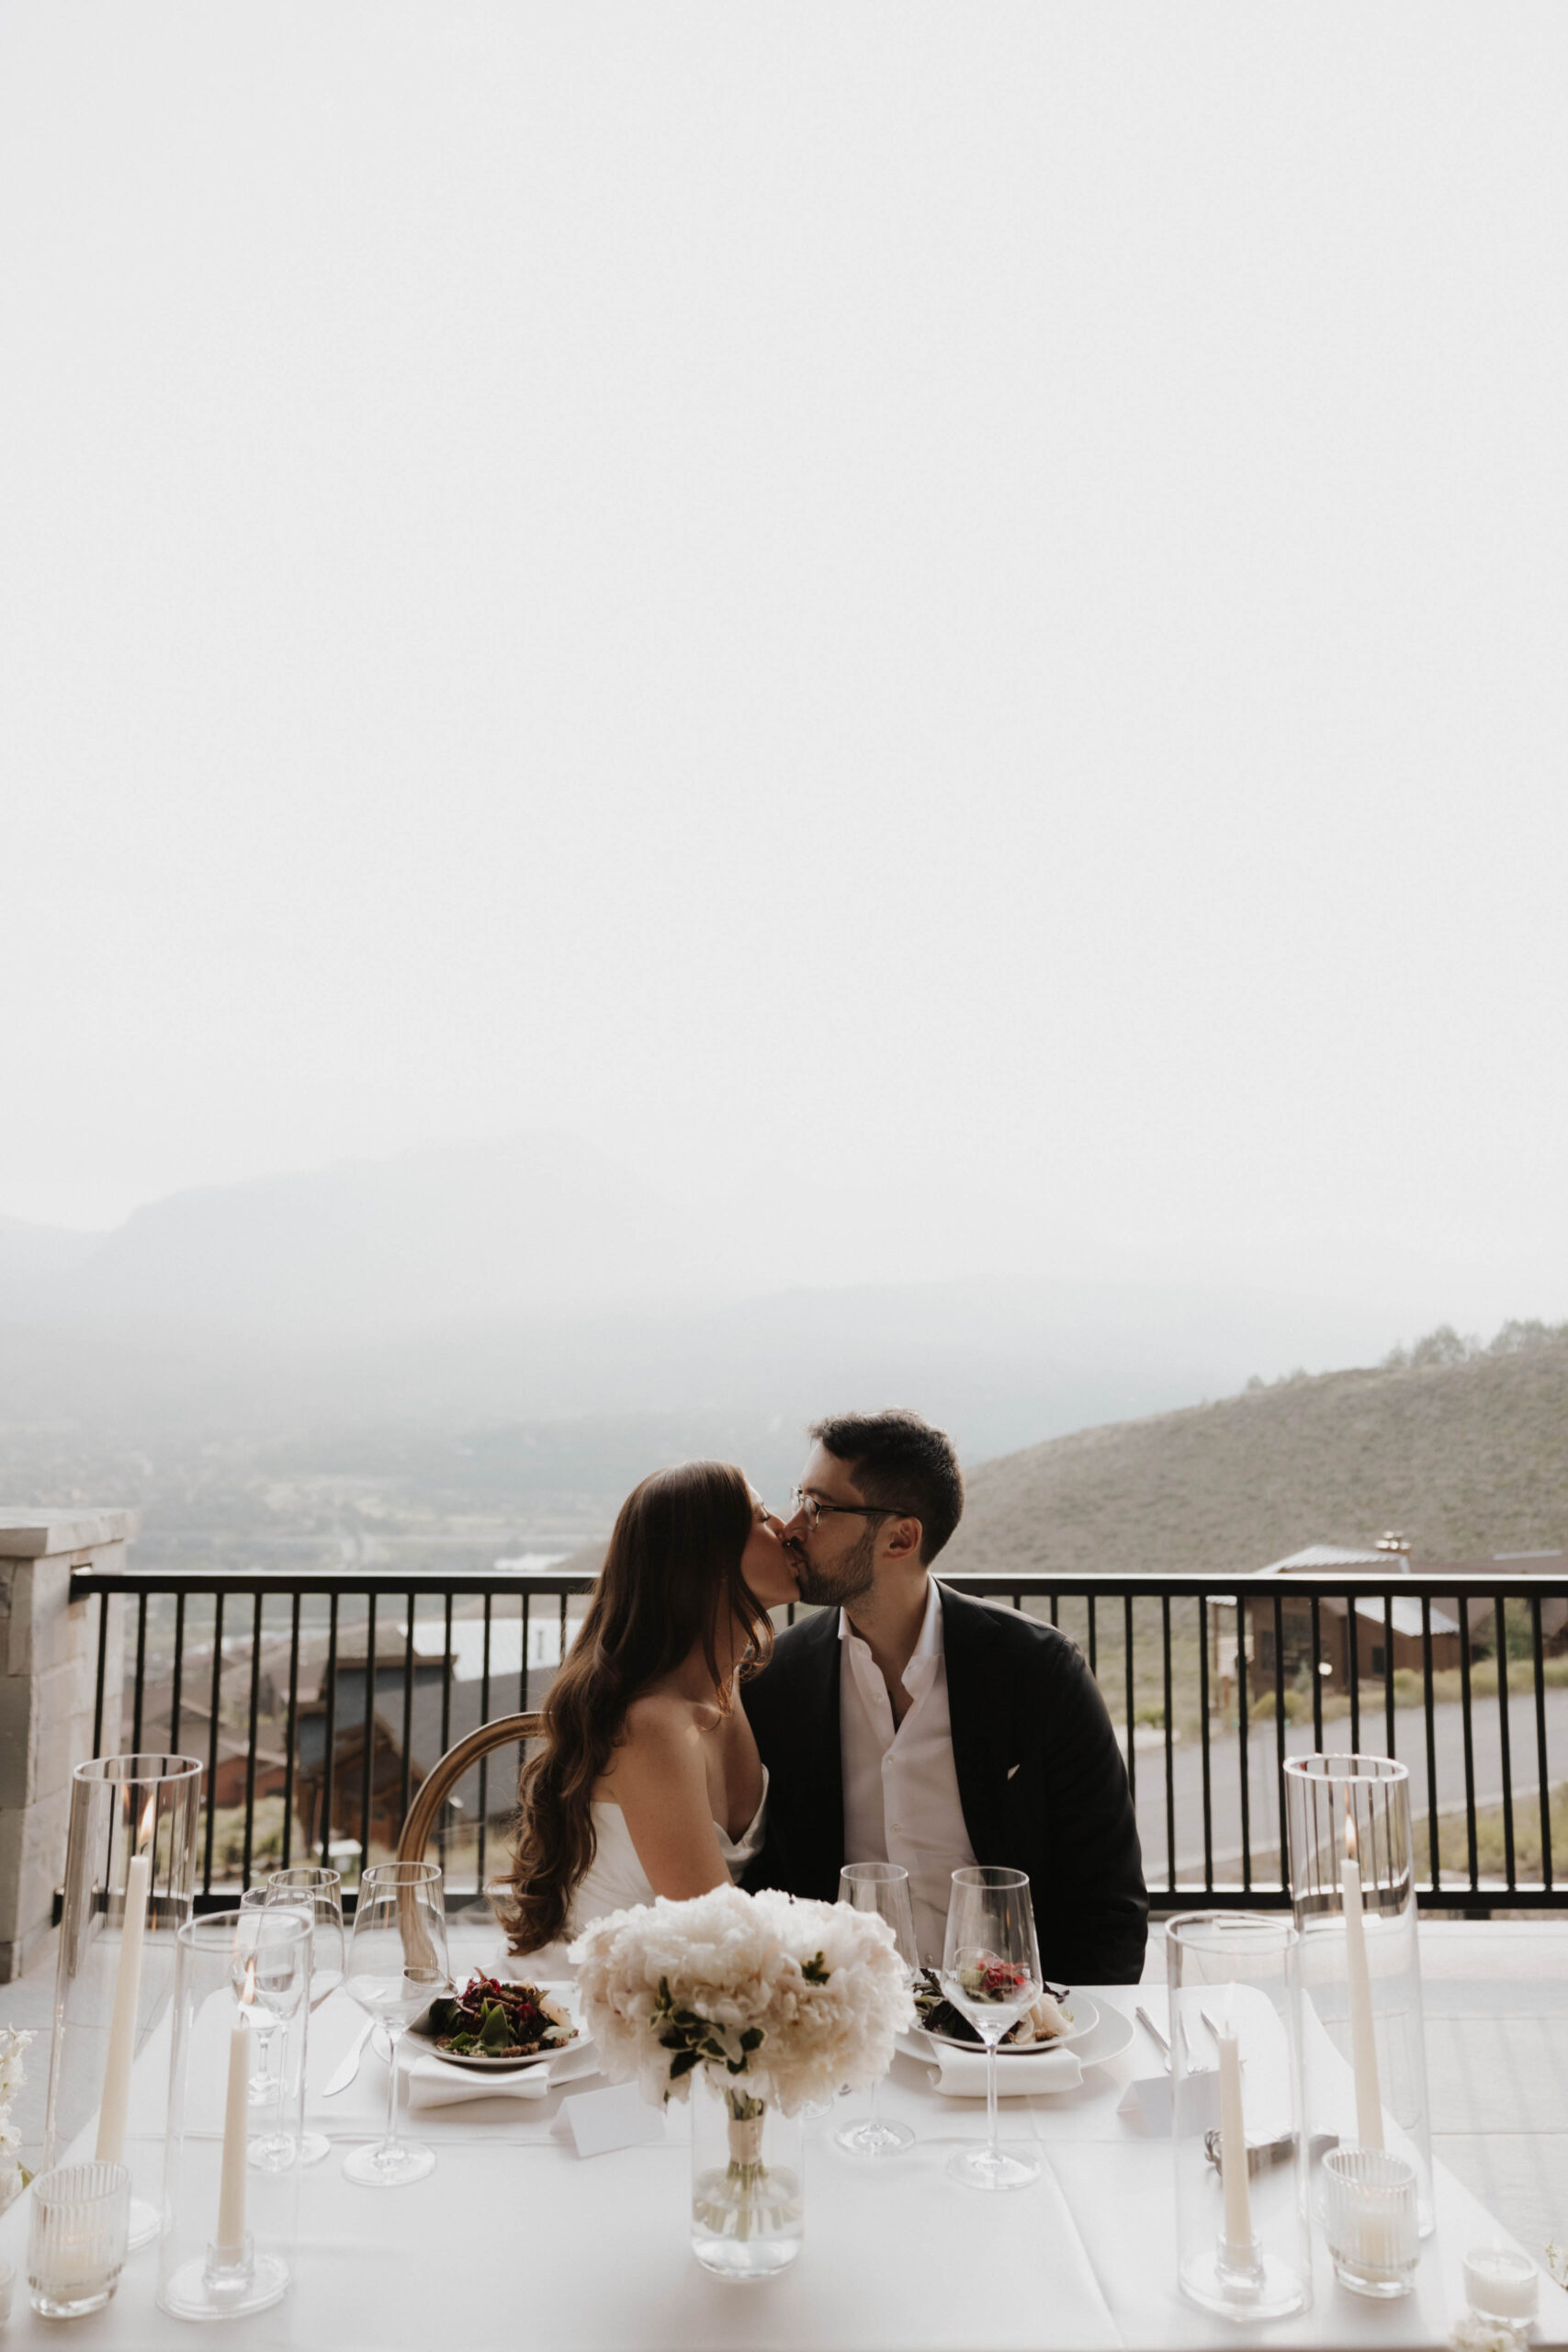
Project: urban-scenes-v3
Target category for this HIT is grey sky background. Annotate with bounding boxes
[4,6,1565,1337]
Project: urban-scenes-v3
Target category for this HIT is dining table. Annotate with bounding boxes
[2,1920,1563,2352]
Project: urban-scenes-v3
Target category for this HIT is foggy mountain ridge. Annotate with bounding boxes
[942,1335,1568,1579]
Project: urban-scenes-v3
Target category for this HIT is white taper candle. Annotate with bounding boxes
[1340,1814,1384,2149]
[1215,2019,1254,2264]
[95,1851,150,2165]
[214,1984,253,2259]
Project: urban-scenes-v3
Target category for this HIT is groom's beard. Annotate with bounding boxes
[791,1522,877,1608]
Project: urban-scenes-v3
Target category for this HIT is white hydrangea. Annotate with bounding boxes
[570,1883,915,2117]
[0,2028,31,2212]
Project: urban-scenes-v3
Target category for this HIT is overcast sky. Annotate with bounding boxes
[3,6,1565,1330]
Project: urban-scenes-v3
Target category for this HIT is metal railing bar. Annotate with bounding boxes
[130,1593,148,1754]
[1531,1595,1552,1893]
[1235,1592,1251,1893]
[1458,1596,1478,1892]
[281,1591,300,1871]
[321,1594,340,1873]
[1382,1593,1395,1758]
[1087,1592,1097,1679]
[1161,1594,1175,1897]
[91,1594,109,1758]
[438,1592,453,1880]
[1309,1594,1324,1752]
[1421,1597,1439,1891]
[171,1589,186,1756]
[1346,1588,1359,1755]
[1199,1596,1213,1889]
[400,1593,416,1842]
[477,1591,494,1892]
[203,1592,224,1899]
[242,1589,263,1890]
[1272,1592,1287,1885]
[1123,1593,1135,1815]
[1495,1595,1516,1893]
[359,1594,378,1881]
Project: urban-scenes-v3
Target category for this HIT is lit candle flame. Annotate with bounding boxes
[240,1956,256,2009]
[1344,1810,1359,1861]
[138,1798,156,1851]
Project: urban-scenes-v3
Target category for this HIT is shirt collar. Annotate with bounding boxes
[838,1577,943,1656]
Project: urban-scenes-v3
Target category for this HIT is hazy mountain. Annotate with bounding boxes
[2,1133,709,1328]
[0,1216,102,1285]
[942,1335,1568,1578]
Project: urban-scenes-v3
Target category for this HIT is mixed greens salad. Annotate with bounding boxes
[427,1973,578,2059]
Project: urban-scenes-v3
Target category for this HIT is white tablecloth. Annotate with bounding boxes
[3,1972,1564,2352]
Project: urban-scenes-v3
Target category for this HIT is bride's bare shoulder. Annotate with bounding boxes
[619,1688,705,1752]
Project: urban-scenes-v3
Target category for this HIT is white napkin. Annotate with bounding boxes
[406,2057,554,2111]
[900,2034,1083,2098]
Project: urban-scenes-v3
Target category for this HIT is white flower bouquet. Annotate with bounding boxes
[571,1882,914,2117]
[0,2025,34,2211]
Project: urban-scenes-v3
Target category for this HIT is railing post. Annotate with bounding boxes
[0,1510,136,1982]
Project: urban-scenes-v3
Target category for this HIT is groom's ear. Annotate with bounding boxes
[884,1514,923,1563]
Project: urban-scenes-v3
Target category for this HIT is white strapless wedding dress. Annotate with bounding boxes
[564,1768,769,1938]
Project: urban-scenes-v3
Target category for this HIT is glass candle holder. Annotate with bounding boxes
[1283,1753,1434,2235]
[1167,1913,1311,2323]
[1463,2245,1540,2344]
[43,1753,203,2252]
[28,2160,131,2319]
[155,1910,309,2323]
[1321,2145,1419,2296]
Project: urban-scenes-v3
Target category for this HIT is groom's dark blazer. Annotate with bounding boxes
[744,1583,1148,1984]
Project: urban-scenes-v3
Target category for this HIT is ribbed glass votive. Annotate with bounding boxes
[28,2160,131,2319]
[1321,2145,1419,2297]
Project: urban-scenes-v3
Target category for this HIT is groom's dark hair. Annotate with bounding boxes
[807,1409,964,1564]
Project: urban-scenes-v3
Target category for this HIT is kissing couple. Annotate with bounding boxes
[502,1408,1147,1983]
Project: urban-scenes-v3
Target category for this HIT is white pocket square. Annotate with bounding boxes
[1007,1763,1021,1781]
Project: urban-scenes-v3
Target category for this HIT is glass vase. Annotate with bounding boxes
[689,2075,804,2280]
[42,1754,203,2252]
[1283,1753,1434,2235]
[154,1911,309,2323]
[1168,1913,1311,2323]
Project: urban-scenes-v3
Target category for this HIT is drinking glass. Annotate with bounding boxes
[265,1869,345,2167]
[940,1866,1043,2190]
[233,1908,310,2174]
[835,1863,918,2157]
[341,1861,449,2188]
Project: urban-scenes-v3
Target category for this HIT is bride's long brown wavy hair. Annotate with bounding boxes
[502,1460,774,1954]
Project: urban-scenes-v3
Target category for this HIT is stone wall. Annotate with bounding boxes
[0,1511,134,1982]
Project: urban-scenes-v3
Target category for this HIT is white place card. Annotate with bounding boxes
[550,2079,668,2159]
[1117,2067,1222,2136]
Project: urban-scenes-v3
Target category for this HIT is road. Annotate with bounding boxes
[1126,1685,1568,1890]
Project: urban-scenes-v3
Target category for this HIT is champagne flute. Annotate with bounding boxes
[940,1865,1043,2190]
[835,1863,918,2157]
[265,1866,345,2167]
[342,1860,450,2188]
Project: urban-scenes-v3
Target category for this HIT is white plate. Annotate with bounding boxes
[921,1993,1100,2054]
[900,1996,1134,2079]
[412,1983,590,2074]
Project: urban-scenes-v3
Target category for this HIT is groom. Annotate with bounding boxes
[745,1409,1147,1983]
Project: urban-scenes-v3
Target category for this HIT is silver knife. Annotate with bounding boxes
[321,2019,374,2098]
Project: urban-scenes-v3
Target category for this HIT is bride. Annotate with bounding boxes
[502,1460,799,1953]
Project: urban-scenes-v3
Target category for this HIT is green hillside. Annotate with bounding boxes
[943,1334,1568,1578]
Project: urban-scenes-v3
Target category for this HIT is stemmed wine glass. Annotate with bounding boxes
[835,1862,919,2157]
[342,1860,450,2189]
[231,1908,311,2174]
[264,1866,345,2167]
[940,1865,1043,2190]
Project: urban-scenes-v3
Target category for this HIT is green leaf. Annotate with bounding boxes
[800,1951,830,1984]
[669,2050,700,2078]
[739,2027,764,2052]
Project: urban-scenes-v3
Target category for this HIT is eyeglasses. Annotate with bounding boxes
[788,1487,916,1530]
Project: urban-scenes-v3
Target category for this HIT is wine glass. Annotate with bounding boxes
[264,1867,345,2167]
[230,1908,311,2173]
[341,1860,450,2188]
[835,1863,919,2157]
[940,1865,1043,2190]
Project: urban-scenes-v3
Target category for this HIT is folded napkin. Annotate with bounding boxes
[407,2057,555,2112]
[899,2034,1083,2098]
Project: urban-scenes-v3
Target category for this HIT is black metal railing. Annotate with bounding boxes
[68,1566,1568,1915]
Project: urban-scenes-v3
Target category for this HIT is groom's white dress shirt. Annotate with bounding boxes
[839,1577,976,1964]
